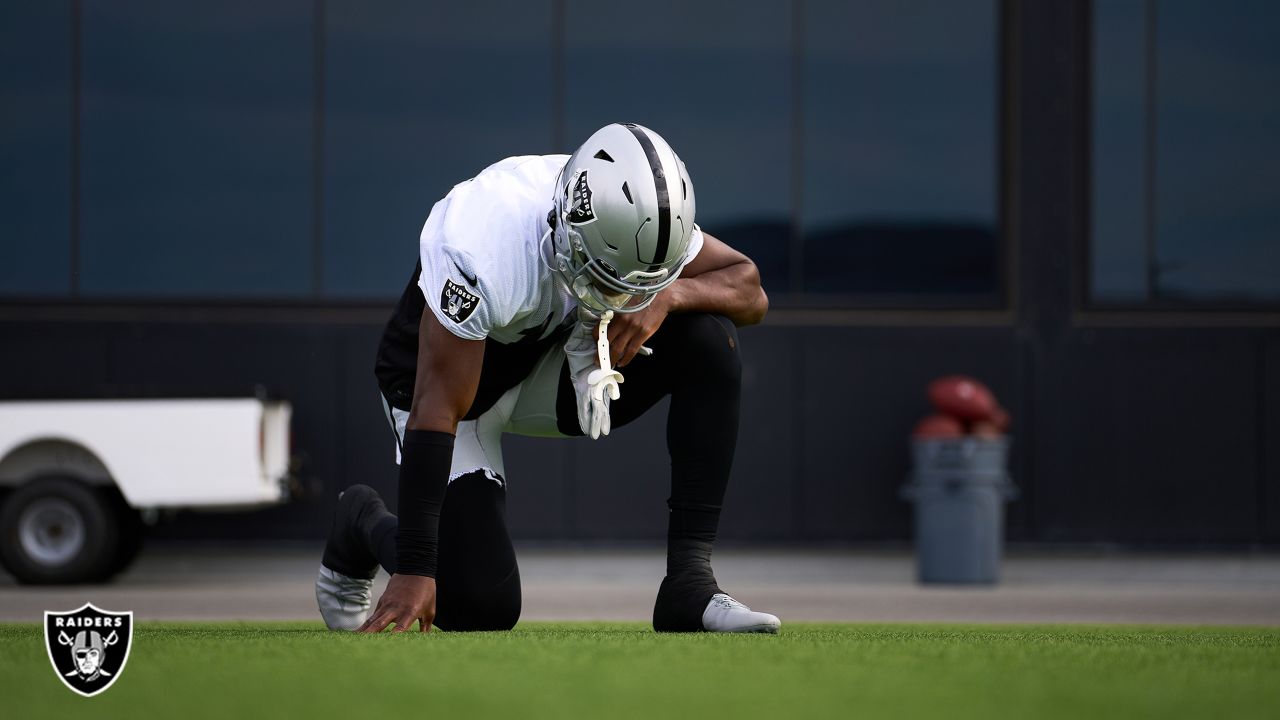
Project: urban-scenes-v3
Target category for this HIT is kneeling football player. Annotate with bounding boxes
[316,123,779,634]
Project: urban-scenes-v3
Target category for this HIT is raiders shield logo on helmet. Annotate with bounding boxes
[44,603,133,697]
[566,169,595,225]
[441,278,480,324]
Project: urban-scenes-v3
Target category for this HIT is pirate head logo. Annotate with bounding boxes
[440,278,480,324]
[566,169,595,225]
[68,629,115,680]
[44,603,133,697]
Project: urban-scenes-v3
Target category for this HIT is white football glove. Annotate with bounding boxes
[564,310,624,439]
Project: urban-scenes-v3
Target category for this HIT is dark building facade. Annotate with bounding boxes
[2,1,1277,545]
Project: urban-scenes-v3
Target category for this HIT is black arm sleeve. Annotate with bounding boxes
[395,429,455,577]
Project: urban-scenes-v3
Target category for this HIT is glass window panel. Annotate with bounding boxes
[1092,0,1280,306]
[1090,0,1149,303]
[801,0,999,300]
[1154,0,1280,302]
[79,1,314,297]
[322,0,554,298]
[563,0,793,292]
[0,2,72,296]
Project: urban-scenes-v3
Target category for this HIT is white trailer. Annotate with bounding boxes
[0,398,293,584]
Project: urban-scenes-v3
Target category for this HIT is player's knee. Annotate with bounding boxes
[665,313,741,383]
[435,565,522,632]
[438,590,521,631]
[485,594,522,631]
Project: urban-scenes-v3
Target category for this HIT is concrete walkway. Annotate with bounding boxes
[3,545,1279,626]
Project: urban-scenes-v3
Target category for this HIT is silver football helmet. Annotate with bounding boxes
[548,123,697,314]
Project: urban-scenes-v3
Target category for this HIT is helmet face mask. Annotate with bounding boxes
[548,123,696,315]
[554,219,673,314]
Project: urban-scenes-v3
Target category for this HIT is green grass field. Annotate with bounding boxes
[2,622,1278,719]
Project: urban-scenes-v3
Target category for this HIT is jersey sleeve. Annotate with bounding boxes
[684,224,705,265]
[418,239,497,341]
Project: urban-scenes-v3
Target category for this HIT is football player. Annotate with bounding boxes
[316,123,779,634]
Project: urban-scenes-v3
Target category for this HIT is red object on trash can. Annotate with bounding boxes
[989,406,1011,432]
[970,420,1002,438]
[912,414,966,438]
[928,376,999,423]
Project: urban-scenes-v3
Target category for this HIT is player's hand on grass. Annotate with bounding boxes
[358,574,437,633]
[607,295,669,367]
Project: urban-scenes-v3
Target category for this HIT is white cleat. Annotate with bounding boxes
[315,565,373,631]
[702,593,781,634]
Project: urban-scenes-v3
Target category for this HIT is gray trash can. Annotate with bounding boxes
[901,437,1016,584]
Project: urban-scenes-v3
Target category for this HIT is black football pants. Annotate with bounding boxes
[370,312,742,631]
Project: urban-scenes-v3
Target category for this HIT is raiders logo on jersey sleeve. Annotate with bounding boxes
[441,278,481,324]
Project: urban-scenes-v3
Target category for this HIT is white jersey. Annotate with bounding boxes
[416,154,704,345]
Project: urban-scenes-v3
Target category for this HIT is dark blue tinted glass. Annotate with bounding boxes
[801,0,999,300]
[564,0,793,293]
[0,2,72,296]
[322,1,554,298]
[79,2,314,297]
[1090,0,1149,303]
[1154,0,1280,302]
[1092,0,1280,305]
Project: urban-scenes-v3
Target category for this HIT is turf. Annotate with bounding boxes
[2,623,1278,719]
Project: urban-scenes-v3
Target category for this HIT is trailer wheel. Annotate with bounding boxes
[0,477,121,585]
